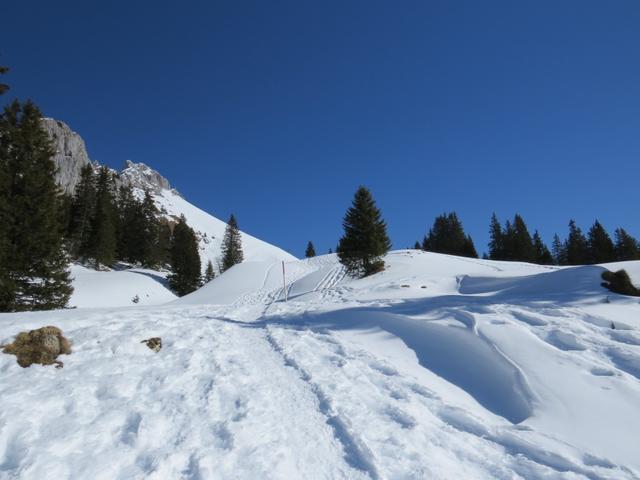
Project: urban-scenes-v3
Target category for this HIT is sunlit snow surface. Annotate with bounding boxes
[2,251,640,479]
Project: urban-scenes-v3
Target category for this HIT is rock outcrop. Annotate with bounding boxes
[42,118,176,196]
[41,118,92,195]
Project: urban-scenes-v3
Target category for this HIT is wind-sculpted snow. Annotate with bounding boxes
[2,251,640,479]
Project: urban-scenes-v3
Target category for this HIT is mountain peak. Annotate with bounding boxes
[120,160,175,194]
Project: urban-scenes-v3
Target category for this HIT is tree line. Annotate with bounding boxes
[0,66,244,310]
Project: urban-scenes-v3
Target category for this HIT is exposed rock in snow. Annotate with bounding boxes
[119,160,175,195]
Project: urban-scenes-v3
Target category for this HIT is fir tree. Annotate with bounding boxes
[69,163,96,258]
[204,260,216,283]
[463,234,479,258]
[551,233,567,265]
[422,212,477,258]
[614,228,639,261]
[565,220,589,265]
[507,214,535,262]
[337,186,391,277]
[221,214,244,272]
[0,65,8,96]
[413,240,421,250]
[116,183,138,262]
[155,221,173,267]
[305,241,316,258]
[0,100,72,310]
[89,166,117,268]
[532,231,553,265]
[587,220,615,264]
[488,213,504,260]
[168,215,201,295]
[140,190,160,266]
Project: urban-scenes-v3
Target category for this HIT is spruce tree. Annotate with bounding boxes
[337,186,391,277]
[0,100,72,310]
[69,163,96,258]
[422,212,476,258]
[532,231,553,265]
[221,214,244,272]
[413,240,421,250]
[587,220,615,264]
[155,221,173,267]
[0,65,8,96]
[305,241,316,258]
[509,214,535,262]
[89,166,117,268]
[614,228,639,261]
[168,215,202,295]
[140,190,160,266]
[488,213,504,260]
[551,234,567,265]
[463,234,479,258]
[204,260,216,283]
[565,220,589,265]
[116,183,138,262]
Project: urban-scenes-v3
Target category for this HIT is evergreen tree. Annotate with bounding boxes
[168,215,201,295]
[337,186,391,277]
[565,220,589,265]
[0,65,8,96]
[614,228,639,261]
[488,213,504,260]
[305,241,316,258]
[221,214,244,272]
[69,163,96,258]
[204,260,216,283]
[0,100,72,310]
[422,212,477,258]
[155,221,173,267]
[140,190,160,266]
[551,233,567,265]
[532,231,553,265]
[587,220,615,264]
[413,240,421,250]
[508,214,535,262]
[116,183,138,262]
[89,166,117,268]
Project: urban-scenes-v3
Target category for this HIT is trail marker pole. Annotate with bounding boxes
[282,261,288,302]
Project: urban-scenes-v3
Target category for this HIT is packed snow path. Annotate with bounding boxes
[2,252,640,479]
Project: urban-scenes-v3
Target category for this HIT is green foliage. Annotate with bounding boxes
[305,241,316,258]
[337,186,391,277]
[0,100,72,311]
[551,234,567,265]
[601,270,640,297]
[533,231,553,265]
[68,164,96,257]
[0,65,9,96]
[587,220,615,264]
[204,260,216,283]
[488,213,504,260]
[221,214,244,272]
[422,212,478,258]
[565,220,589,265]
[168,215,201,296]
[614,228,639,261]
[89,166,118,268]
[488,213,539,263]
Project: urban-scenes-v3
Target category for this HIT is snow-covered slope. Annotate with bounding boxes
[2,252,640,479]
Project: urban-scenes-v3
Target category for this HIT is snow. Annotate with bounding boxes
[2,251,640,479]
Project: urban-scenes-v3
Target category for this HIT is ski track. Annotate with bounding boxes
[2,253,640,479]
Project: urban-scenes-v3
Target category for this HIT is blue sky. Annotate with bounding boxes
[2,1,639,257]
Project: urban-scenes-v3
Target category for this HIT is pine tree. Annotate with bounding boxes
[614,228,639,261]
[221,214,244,272]
[422,212,477,258]
[551,233,567,265]
[0,65,8,96]
[509,214,535,262]
[116,183,138,262]
[305,241,316,258]
[587,220,615,264]
[0,100,72,310]
[532,231,553,265]
[204,260,216,283]
[337,186,391,277]
[463,234,479,258]
[413,240,421,250]
[565,220,589,265]
[69,163,96,258]
[155,221,173,267]
[488,213,504,260]
[89,166,117,268]
[140,190,160,267]
[168,215,201,295]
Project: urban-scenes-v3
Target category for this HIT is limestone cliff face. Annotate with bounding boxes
[41,118,92,195]
[42,118,176,196]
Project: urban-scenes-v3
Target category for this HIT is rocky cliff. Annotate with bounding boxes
[43,118,175,196]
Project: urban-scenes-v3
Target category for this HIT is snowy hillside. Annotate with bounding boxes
[2,252,640,479]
